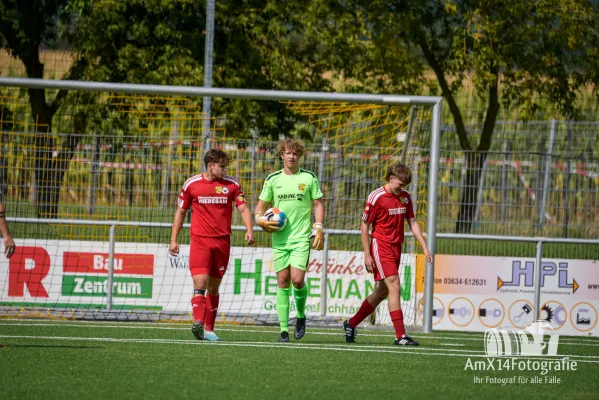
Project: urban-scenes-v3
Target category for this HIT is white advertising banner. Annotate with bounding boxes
[424,255,599,336]
[0,239,418,325]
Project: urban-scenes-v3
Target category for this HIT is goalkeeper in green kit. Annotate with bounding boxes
[255,139,325,342]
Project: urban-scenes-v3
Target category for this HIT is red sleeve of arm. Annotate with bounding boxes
[362,202,376,223]
[177,186,191,210]
[407,195,415,219]
[233,184,247,207]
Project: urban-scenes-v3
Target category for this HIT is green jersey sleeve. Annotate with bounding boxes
[259,173,274,202]
[311,176,323,200]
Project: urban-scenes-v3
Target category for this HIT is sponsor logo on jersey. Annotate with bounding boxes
[198,196,228,204]
[298,183,306,191]
[401,197,409,204]
[277,193,302,201]
[389,207,406,215]
[222,187,229,194]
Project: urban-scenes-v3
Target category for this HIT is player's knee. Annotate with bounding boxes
[277,276,291,288]
[192,274,209,290]
[207,280,221,295]
[373,287,388,302]
[385,278,400,292]
[291,276,304,288]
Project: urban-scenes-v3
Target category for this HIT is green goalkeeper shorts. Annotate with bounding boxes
[272,241,310,273]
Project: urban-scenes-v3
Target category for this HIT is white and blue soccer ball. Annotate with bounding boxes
[264,207,287,230]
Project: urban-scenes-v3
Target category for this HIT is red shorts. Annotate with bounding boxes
[370,237,402,281]
[189,236,231,279]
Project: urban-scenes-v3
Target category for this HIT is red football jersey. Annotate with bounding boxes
[362,186,415,244]
[177,174,247,238]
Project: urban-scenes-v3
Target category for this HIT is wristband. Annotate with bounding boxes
[254,212,263,225]
[312,222,324,231]
[0,211,5,218]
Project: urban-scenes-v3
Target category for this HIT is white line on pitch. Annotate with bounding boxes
[0,322,465,347]
[1,320,597,346]
[1,335,598,364]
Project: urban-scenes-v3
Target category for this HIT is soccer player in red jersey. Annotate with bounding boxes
[343,163,432,346]
[170,149,254,341]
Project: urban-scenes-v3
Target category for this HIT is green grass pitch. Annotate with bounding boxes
[1,319,598,399]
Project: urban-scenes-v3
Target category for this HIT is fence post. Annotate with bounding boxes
[533,240,544,320]
[162,120,177,208]
[250,130,259,207]
[409,155,418,254]
[318,136,327,185]
[501,140,510,222]
[400,106,417,165]
[563,121,573,238]
[539,120,556,230]
[320,232,330,317]
[473,157,488,231]
[106,224,116,311]
[87,131,101,215]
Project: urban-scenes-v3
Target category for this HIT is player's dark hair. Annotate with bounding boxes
[204,149,230,168]
[385,163,412,184]
[276,139,305,157]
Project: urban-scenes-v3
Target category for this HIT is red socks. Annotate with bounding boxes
[191,295,206,323]
[204,294,220,331]
[390,309,406,338]
[348,299,376,328]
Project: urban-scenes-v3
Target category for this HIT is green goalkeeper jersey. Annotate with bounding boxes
[259,168,323,247]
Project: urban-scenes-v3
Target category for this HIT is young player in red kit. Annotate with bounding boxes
[343,163,433,346]
[170,149,254,341]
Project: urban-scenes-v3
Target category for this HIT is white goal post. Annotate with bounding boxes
[0,76,442,333]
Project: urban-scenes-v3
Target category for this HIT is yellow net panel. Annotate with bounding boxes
[0,92,223,242]
[281,101,430,239]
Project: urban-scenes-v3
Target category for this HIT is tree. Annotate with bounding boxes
[0,0,88,218]
[69,0,343,140]
[314,0,599,232]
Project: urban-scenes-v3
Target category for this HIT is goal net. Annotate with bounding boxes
[0,81,438,329]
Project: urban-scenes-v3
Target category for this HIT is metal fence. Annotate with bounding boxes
[436,120,599,241]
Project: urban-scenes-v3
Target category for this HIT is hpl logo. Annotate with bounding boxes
[497,261,579,293]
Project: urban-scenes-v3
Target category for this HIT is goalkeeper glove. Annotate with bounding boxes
[309,222,324,250]
[255,212,280,233]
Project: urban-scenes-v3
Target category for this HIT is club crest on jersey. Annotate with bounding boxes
[237,195,244,202]
[216,186,229,194]
[298,183,306,191]
[401,197,408,204]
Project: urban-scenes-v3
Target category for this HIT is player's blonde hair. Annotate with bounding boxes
[385,163,412,184]
[276,138,305,157]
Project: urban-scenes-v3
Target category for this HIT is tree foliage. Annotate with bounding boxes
[326,0,599,232]
[69,0,348,139]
